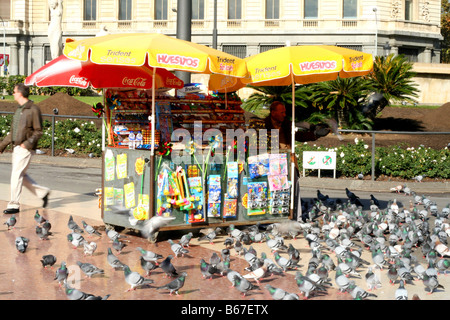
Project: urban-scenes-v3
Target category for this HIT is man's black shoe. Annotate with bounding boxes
[3,208,19,214]
[42,192,50,208]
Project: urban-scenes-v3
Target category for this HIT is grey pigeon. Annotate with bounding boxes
[15,236,29,253]
[229,224,244,241]
[200,258,218,280]
[335,266,350,293]
[157,272,187,296]
[295,271,327,299]
[179,232,193,248]
[4,214,16,230]
[106,229,127,242]
[234,239,244,255]
[371,248,388,270]
[413,174,425,182]
[112,238,127,254]
[81,220,102,237]
[347,280,377,299]
[273,251,296,272]
[34,210,46,225]
[287,243,301,265]
[221,248,231,261]
[232,274,259,297]
[168,239,189,257]
[40,255,57,269]
[365,266,381,290]
[209,252,221,267]
[64,282,110,300]
[388,265,399,285]
[140,215,176,242]
[436,259,450,274]
[223,237,234,248]
[422,274,444,294]
[107,247,126,270]
[395,280,408,300]
[67,232,86,248]
[68,215,83,233]
[160,255,178,278]
[54,261,68,286]
[76,261,104,278]
[243,262,269,284]
[266,236,288,252]
[36,225,50,240]
[260,252,283,275]
[226,269,242,287]
[265,284,299,300]
[123,265,154,291]
[398,266,415,283]
[136,247,163,262]
[216,258,231,276]
[198,227,222,244]
[140,256,159,276]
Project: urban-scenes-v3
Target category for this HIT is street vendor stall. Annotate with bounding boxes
[101,87,294,234]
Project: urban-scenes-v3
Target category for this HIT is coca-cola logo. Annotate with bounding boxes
[165,78,183,87]
[122,77,147,87]
[69,75,88,86]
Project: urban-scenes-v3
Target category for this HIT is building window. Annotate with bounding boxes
[44,46,52,63]
[0,1,11,19]
[119,0,131,20]
[405,0,413,21]
[266,0,280,19]
[222,45,247,59]
[260,44,284,53]
[398,47,418,62]
[155,0,168,20]
[192,0,204,20]
[304,0,318,19]
[84,0,96,20]
[343,0,357,19]
[228,0,242,19]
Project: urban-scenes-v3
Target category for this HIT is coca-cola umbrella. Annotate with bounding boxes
[25,54,184,90]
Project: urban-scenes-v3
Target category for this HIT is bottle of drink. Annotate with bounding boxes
[128,131,135,149]
[135,131,143,149]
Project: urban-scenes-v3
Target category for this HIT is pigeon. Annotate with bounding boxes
[216,258,231,276]
[321,253,336,271]
[160,255,178,278]
[371,248,388,270]
[168,239,189,257]
[40,255,57,269]
[370,194,380,208]
[76,261,104,278]
[136,247,163,262]
[35,225,50,240]
[223,237,234,248]
[34,210,47,225]
[266,236,288,252]
[107,247,126,270]
[387,265,399,285]
[436,259,450,274]
[140,257,159,276]
[335,266,351,293]
[228,224,244,241]
[112,238,127,254]
[54,261,68,286]
[15,236,29,253]
[42,220,52,233]
[4,214,16,230]
[234,239,244,255]
[200,258,218,280]
[123,265,154,291]
[395,280,408,300]
[209,252,221,267]
[63,282,110,300]
[265,284,299,300]
[413,174,425,182]
[365,266,381,290]
[67,232,86,248]
[81,220,102,237]
[317,189,329,202]
[347,280,377,299]
[273,251,296,272]
[106,229,127,242]
[231,274,259,297]
[157,272,187,295]
[345,188,362,206]
[398,266,415,283]
[422,274,444,294]
[140,215,176,242]
[295,271,327,299]
[287,243,301,265]
[179,232,193,248]
[67,215,83,233]
[83,241,98,256]
[198,227,222,244]
[221,248,231,261]
[243,262,268,284]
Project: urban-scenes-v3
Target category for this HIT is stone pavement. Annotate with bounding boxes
[0,154,449,301]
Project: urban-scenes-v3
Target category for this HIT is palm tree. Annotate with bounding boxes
[365,53,419,118]
[308,76,371,129]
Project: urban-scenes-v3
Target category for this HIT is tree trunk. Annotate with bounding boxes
[337,107,348,128]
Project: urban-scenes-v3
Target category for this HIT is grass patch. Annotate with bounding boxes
[1,95,103,105]
[390,104,441,109]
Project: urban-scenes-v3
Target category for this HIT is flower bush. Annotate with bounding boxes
[0,115,102,156]
[295,138,450,179]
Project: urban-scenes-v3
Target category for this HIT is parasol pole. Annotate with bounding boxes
[290,70,295,220]
[149,67,157,222]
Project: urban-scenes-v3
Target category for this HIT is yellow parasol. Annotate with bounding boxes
[210,45,373,217]
[63,33,248,224]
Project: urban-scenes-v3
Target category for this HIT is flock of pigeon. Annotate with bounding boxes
[3,182,450,300]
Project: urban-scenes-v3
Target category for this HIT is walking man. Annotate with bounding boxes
[0,83,50,214]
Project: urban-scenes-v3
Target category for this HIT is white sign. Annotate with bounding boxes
[303,151,336,178]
